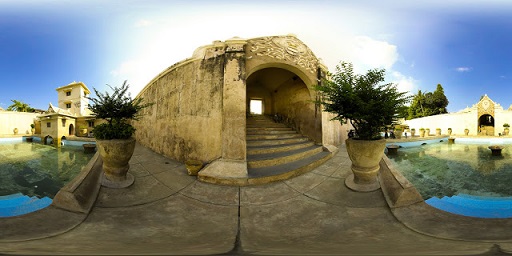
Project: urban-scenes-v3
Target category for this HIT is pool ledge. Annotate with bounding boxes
[380,155,512,241]
[52,151,103,213]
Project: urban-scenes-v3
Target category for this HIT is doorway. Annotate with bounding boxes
[250,99,263,115]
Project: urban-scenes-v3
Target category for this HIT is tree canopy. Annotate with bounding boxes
[6,100,35,112]
[407,84,448,119]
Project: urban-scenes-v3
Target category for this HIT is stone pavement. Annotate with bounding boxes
[1,143,512,255]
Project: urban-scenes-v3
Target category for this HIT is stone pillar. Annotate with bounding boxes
[222,38,247,160]
[198,37,249,185]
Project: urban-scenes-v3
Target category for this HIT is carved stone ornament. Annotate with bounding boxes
[249,36,318,74]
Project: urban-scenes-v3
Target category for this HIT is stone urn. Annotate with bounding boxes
[410,129,416,137]
[425,128,431,136]
[185,160,203,176]
[386,144,399,154]
[13,128,18,135]
[464,129,469,136]
[436,128,441,136]
[447,128,452,136]
[83,143,96,154]
[419,129,425,137]
[488,145,503,156]
[504,128,509,136]
[96,138,136,188]
[345,138,386,192]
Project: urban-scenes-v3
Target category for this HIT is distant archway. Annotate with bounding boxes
[43,135,54,145]
[478,114,494,136]
[69,124,75,136]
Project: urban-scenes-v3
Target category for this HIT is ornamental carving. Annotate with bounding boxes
[477,95,495,117]
[249,36,318,74]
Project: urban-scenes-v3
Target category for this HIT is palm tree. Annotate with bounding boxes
[6,100,35,112]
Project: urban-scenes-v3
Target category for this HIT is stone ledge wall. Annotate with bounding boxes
[133,56,225,163]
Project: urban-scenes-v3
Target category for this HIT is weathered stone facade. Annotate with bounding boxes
[133,35,345,180]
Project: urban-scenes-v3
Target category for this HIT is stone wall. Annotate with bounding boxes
[405,112,478,136]
[133,57,225,163]
[0,111,39,135]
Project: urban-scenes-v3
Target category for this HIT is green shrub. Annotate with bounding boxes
[88,81,152,140]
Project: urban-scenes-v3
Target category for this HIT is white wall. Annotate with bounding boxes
[0,111,39,135]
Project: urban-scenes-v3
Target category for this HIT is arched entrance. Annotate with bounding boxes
[246,67,318,142]
[478,114,494,136]
[69,124,75,136]
[44,135,54,145]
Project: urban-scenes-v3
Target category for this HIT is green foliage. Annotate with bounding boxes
[314,62,410,140]
[407,84,449,119]
[7,100,35,112]
[88,81,152,140]
[504,123,510,128]
[92,122,136,140]
[30,123,35,128]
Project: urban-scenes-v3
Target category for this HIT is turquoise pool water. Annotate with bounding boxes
[0,137,94,217]
[387,139,512,218]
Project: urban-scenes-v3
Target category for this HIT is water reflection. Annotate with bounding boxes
[0,142,93,199]
[388,143,512,199]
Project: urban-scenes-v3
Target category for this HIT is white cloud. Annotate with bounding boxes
[134,19,152,28]
[455,67,472,72]
[390,71,418,94]
[351,36,398,71]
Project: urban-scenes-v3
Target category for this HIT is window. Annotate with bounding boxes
[66,91,71,96]
[88,121,94,127]
[47,122,51,128]
[66,103,71,108]
[62,119,66,127]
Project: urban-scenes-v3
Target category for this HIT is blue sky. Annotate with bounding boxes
[1,0,512,112]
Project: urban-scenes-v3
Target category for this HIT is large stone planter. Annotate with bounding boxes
[96,138,136,188]
[345,138,386,192]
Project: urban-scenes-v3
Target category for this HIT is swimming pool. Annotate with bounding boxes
[387,138,512,218]
[0,137,95,217]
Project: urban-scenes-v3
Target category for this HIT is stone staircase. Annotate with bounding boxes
[246,115,332,184]
[0,193,52,218]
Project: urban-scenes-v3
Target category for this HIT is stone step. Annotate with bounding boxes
[246,133,303,141]
[247,151,332,181]
[246,137,309,146]
[246,129,296,135]
[247,141,315,155]
[247,123,288,128]
[247,127,293,132]
[247,145,323,168]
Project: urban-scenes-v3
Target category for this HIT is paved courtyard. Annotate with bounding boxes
[1,143,512,255]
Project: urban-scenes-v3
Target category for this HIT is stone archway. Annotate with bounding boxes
[246,67,318,142]
[43,135,54,145]
[69,124,75,136]
[478,114,494,136]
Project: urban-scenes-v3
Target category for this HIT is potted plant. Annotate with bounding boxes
[435,128,441,136]
[464,128,469,135]
[88,81,152,188]
[410,128,416,137]
[425,128,431,136]
[394,128,402,139]
[419,128,425,137]
[315,62,409,192]
[504,123,510,136]
[13,127,18,135]
[30,123,35,135]
[447,128,452,135]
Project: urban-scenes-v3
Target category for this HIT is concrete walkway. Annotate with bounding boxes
[1,143,512,255]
